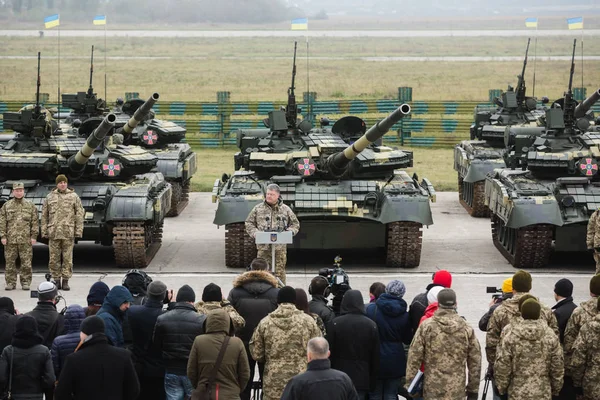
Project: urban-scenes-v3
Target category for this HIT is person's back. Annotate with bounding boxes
[97,285,134,347]
[0,298,18,352]
[571,308,600,399]
[308,276,336,328]
[51,304,85,378]
[26,281,65,348]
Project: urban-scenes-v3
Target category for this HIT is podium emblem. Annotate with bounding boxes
[270,233,277,242]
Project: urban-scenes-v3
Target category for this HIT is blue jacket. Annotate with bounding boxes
[365,293,413,379]
[51,304,86,377]
[98,286,134,348]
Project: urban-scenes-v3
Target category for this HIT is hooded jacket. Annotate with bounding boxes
[494,319,563,400]
[366,293,412,379]
[571,313,600,399]
[51,305,86,377]
[250,303,322,400]
[328,290,379,392]
[485,293,559,364]
[419,302,439,326]
[406,309,481,400]
[97,286,134,348]
[227,270,279,343]
[564,297,599,373]
[187,309,250,400]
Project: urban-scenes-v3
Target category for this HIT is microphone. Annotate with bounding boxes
[276,217,282,232]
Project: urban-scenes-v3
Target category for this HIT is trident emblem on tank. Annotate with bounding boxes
[101,158,122,177]
[142,130,158,145]
[578,158,598,176]
[296,158,316,176]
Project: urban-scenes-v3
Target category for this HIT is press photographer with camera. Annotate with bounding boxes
[478,278,513,332]
[310,256,351,321]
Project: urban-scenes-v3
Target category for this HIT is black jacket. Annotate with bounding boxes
[552,297,577,343]
[309,295,336,329]
[408,283,443,335]
[54,333,140,400]
[0,343,55,400]
[0,310,18,352]
[26,302,65,348]
[328,290,380,392]
[127,298,166,377]
[281,359,359,400]
[153,302,206,375]
[227,270,279,343]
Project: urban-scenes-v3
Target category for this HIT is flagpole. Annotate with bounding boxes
[581,20,584,93]
[104,22,107,103]
[306,35,310,122]
[57,24,60,114]
[532,19,538,97]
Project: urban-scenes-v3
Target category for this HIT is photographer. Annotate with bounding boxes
[479,278,513,332]
[26,281,65,348]
[309,276,336,328]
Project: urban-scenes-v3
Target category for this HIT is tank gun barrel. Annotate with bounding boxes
[68,113,116,174]
[326,104,411,176]
[120,93,159,137]
[574,88,600,118]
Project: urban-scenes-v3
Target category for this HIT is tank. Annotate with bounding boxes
[0,53,172,268]
[484,39,600,268]
[454,39,549,217]
[212,43,435,268]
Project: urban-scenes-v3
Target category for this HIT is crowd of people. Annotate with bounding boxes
[0,261,598,400]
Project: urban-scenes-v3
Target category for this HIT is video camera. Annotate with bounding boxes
[318,256,351,315]
[486,286,503,301]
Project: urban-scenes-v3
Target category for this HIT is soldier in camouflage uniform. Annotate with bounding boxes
[41,175,84,291]
[245,184,299,285]
[570,298,600,400]
[586,209,600,274]
[250,286,321,400]
[495,299,564,399]
[406,289,481,400]
[195,282,245,331]
[0,182,38,290]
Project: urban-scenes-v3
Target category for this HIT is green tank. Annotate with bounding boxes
[454,39,548,217]
[213,43,435,268]
[0,53,172,268]
[484,40,600,268]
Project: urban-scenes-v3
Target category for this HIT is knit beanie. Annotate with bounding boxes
[0,297,16,315]
[38,281,57,301]
[277,286,297,304]
[512,270,532,292]
[554,278,574,298]
[176,285,196,303]
[521,299,541,320]
[55,174,68,184]
[202,283,222,302]
[590,275,600,296]
[14,315,42,338]
[81,316,106,335]
[437,289,457,309]
[385,280,406,298]
[147,281,167,301]
[433,270,452,288]
[517,294,536,311]
[502,278,513,294]
[428,286,444,305]
[87,281,110,306]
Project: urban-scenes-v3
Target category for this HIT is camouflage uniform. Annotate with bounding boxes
[587,210,600,274]
[571,313,600,400]
[245,200,299,285]
[0,197,38,288]
[494,319,564,399]
[564,298,599,375]
[41,188,84,280]
[406,308,481,399]
[249,303,321,400]
[486,293,559,365]
[195,300,246,331]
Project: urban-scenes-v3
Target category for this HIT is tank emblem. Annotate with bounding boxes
[142,130,158,145]
[296,158,316,176]
[101,158,122,176]
[578,158,598,176]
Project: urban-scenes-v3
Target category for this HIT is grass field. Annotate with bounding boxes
[190,146,456,192]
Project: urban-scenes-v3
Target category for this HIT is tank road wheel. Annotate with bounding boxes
[225,223,255,268]
[166,181,183,217]
[459,178,490,218]
[491,215,553,268]
[113,222,162,268]
[385,222,423,268]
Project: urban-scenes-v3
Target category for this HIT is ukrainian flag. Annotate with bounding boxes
[525,18,538,28]
[93,15,107,26]
[291,18,308,31]
[44,14,60,29]
[567,17,583,30]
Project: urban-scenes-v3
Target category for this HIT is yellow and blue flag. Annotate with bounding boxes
[291,18,308,30]
[44,14,60,29]
[525,18,538,28]
[567,17,583,30]
[93,15,107,26]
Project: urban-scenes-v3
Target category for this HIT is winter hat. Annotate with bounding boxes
[433,270,452,288]
[148,281,167,300]
[277,286,297,304]
[502,278,513,294]
[176,285,196,303]
[427,286,444,305]
[512,270,532,292]
[590,275,600,296]
[554,278,574,298]
[0,297,15,315]
[13,315,42,340]
[202,283,222,302]
[517,294,536,311]
[437,289,457,309]
[55,174,68,184]
[87,281,110,306]
[80,316,106,335]
[385,280,406,298]
[38,281,58,301]
[520,299,541,320]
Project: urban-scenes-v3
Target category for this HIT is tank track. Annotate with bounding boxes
[113,221,162,268]
[491,214,553,268]
[385,221,423,268]
[166,180,191,217]
[225,223,257,268]
[458,176,490,218]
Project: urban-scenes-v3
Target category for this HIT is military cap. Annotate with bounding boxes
[521,298,541,320]
[12,182,24,190]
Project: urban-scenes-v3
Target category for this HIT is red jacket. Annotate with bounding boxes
[419,303,439,326]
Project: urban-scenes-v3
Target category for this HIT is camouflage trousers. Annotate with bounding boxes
[594,252,600,274]
[4,243,33,287]
[257,247,287,285]
[48,239,74,279]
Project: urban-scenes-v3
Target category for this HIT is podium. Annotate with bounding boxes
[255,231,293,273]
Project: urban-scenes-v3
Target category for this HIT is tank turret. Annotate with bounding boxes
[68,113,116,175]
